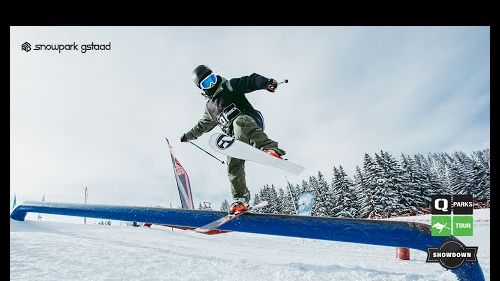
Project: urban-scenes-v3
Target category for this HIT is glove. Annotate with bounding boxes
[180,135,188,142]
[266,78,278,92]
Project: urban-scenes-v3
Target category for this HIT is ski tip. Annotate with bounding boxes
[252,200,269,209]
[291,166,306,175]
[194,228,210,234]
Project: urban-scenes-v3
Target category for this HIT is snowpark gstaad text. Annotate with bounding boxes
[21,41,111,54]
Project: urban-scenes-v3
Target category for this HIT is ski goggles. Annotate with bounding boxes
[199,73,218,90]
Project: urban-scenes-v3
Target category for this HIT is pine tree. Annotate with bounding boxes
[472,149,490,200]
[251,193,262,213]
[301,179,311,193]
[433,152,454,195]
[258,185,270,213]
[354,166,370,218]
[361,153,380,217]
[253,193,261,205]
[414,153,442,207]
[271,185,279,213]
[311,171,333,217]
[379,151,412,214]
[278,188,295,215]
[258,184,279,214]
[332,166,357,218]
[450,151,475,195]
[220,199,229,212]
[198,202,212,210]
[286,182,300,214]
[400,154,429,210]
[269,185,280,214]
[365,152,399,217]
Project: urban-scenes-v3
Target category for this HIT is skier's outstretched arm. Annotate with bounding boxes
[181,111,217,142]
[229,73,278,94]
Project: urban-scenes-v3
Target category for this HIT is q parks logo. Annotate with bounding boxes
[216,135,235,150]
[432,195,452,215]
[21,41,111,54]
[427,240,478,269]
[431,195,474,237]
[432,195,473,215]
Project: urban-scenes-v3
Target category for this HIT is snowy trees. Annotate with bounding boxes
[220,199,229,212]
[254,149,489,218]
[256,185,279,214]
[355,165,373,218]
[413,153,442,202]
[376,152,406,213]
[471,149,490,200]
[361,153,387,217]
[450,151,475,196]
[278,187,295,215]
[311,172,335,217]
[332,166,357,218]
[198,202,212,210]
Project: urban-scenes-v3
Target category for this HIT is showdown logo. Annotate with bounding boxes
[427,240,478,269]
[21,41,111,53]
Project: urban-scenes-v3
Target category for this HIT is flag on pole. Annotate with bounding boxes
[166,138,194,209]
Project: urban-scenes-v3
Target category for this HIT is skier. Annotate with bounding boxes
[181,65,286,214]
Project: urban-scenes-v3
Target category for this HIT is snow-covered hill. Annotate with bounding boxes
[10,209,490,281]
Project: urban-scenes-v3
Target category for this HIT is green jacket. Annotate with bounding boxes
[183,74,269,140]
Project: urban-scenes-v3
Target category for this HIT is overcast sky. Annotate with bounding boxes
[10,26,489,214]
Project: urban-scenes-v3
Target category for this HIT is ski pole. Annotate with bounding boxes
[188,141,226,165]
[278,79,288,85]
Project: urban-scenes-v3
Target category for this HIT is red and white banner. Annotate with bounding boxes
[166,138,194,210]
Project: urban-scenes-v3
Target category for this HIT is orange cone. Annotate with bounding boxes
[396,247,410,260]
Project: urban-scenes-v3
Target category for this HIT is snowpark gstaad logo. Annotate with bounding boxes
[21,41,111,54]
[426,240,478,269]
[21,42,31,52]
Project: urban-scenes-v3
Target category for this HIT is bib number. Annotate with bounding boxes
[216,103,241,126]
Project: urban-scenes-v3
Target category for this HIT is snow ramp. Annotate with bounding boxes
[10,201,484,281]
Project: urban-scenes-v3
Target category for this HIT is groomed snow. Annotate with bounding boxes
[10,209,489,281]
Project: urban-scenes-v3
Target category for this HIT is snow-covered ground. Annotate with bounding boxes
[10,209,490,281]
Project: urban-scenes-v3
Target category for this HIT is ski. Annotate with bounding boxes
[209,133,305,175]
[194,201,268,234]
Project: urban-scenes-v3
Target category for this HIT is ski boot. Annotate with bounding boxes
[229,198,249,215]
[265,149,283,159]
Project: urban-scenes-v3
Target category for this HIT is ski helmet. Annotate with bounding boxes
[192,65,213,89]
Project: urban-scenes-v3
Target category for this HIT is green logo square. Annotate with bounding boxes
[453,216,473,236]
[431,216,452,236]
